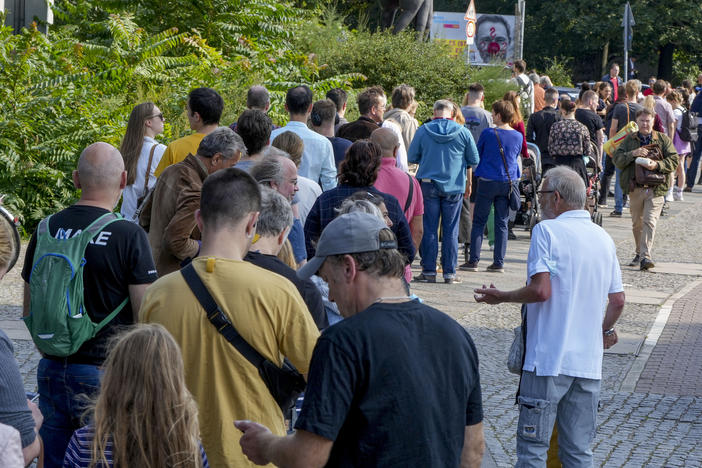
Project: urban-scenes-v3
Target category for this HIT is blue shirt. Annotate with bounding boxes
[271,122,338,191]
[63,425,210,467]
[329,136,353,170]
[475,127,522,182]
[288,218,307,263]
[407,119,479,194]
[304,184,415,263]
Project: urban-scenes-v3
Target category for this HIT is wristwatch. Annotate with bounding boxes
[603,327,616,336]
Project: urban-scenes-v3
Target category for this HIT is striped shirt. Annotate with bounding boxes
[63,425,209,467]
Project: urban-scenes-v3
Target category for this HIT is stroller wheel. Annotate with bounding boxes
[596,212,603,226]
[529,213,541,237]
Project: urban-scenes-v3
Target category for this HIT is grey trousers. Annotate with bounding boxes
[515,371,600,468]
[458,197,472,244]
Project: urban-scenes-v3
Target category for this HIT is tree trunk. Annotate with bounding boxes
[657,44,674,81]
[601,41,609,78]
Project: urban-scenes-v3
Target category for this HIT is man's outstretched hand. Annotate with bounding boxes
[235,420,273,466]
[474,284,506,304]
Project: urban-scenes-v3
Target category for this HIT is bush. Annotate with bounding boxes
[0,13,224,232]
[541,57,574,88]
[292,9,516,121]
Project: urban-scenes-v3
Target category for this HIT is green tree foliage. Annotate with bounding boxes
[0,13,223,231]
[293,10,488,121]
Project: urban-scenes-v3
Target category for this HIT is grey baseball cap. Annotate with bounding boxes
[297,211,398,279]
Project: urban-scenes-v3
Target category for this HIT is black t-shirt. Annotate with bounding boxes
[574,108,604,146]
[295,300,482,467]
[21,205,157,364]
[244,251,328,330]
[526,106,560,160]
[612,102,643,133]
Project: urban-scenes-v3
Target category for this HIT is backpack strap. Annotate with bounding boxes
[37,216,51,236]
[93,297,129,332]
[404,174,414,214]
[83,212,123,237]
[80,212,129,330]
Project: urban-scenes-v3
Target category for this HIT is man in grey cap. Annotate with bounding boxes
[236,211,485,467]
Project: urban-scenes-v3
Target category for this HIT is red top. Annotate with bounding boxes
[511,120,529,158]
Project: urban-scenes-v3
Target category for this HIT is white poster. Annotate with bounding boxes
[431,12,516,65]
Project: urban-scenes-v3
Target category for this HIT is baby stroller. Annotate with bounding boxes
[584,155,603,226]
[513,143,542,235]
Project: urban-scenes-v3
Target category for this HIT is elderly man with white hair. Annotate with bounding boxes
[475,166,625,467]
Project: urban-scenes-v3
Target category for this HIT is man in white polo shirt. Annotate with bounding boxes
[474,166,625,466]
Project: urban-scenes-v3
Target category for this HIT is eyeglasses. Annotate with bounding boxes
[149,113,164,121]
[537,190,555,195]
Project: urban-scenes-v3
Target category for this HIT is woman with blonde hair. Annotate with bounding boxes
[63,324,209,467]
[119,102,166,221]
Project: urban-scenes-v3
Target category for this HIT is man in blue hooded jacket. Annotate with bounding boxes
[408,100,480,283]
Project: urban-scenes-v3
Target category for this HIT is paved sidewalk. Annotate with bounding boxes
[3,190,702,467]
[636,281,702,396]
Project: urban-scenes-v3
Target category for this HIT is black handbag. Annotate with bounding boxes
[634,143,666,186]
[494,129,521,211]
[181,263,306,415]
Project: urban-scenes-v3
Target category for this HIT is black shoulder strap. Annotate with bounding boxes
[404,174,414,213]
[181,263,266,369]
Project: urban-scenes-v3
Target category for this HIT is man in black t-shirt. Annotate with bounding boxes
[21,142,157,466]
[526,87,561,171]
[575,90,605,165]
[237,212,484,467]
[245,188,327,330]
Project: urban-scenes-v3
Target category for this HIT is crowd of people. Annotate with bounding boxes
[0,61,700,468]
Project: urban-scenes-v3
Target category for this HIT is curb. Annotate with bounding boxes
[619,278,702,393]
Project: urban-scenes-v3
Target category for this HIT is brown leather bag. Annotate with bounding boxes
[634,143,665,186]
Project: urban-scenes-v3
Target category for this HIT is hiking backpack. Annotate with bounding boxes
[679,109,698,142]
[23,212,128,356]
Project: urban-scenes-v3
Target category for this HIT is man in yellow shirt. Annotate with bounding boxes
[153,87,224,177]
[140,168,320,467]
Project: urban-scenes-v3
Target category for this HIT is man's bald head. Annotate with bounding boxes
[370,127,399,158]
[76,142,125,192]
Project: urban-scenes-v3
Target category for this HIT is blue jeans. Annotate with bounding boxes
[516,371,600,468]
[419,181,463,278]
[614,167,623,212]
[469,179,510,267]
[38,358,103,467]
[686,124,702,188]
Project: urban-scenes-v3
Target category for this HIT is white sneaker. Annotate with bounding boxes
[673,188,684,201]
[664,193,674,202]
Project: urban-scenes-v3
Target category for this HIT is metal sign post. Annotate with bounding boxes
[622,2,635,80]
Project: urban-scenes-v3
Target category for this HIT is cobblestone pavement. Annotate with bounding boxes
[3,191,702,467]
[635,282,702,397]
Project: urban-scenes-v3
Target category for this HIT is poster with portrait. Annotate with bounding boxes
[430,12,516,65]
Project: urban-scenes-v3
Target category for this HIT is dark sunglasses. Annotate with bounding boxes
[149,113,164,121]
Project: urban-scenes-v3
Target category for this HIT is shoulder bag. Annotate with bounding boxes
[494,129,521,211]
[181,263,306,415]
[133,144,158,222]
[403,173,414,213]
[634,141,666,186]
[507,303,528,374]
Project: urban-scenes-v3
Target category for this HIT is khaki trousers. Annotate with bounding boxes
[629,187,664,260]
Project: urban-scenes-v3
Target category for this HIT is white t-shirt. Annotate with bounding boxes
[121,136,166,222]
[381,120,409,172]
[296,175,322,226]
[524,210,623,379]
